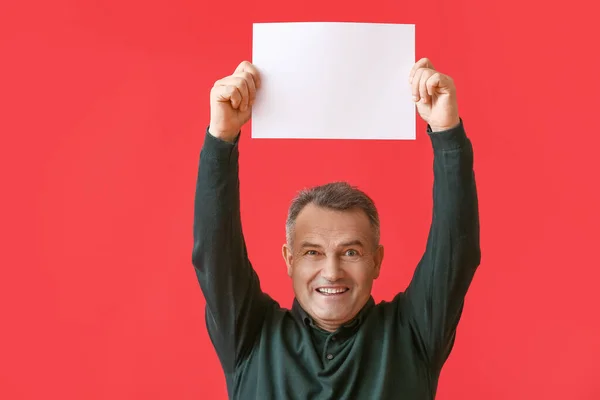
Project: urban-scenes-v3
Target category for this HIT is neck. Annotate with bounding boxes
[291,297,375,332]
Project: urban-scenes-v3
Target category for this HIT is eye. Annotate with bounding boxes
[345,249,359,257]
[305,250,318,256]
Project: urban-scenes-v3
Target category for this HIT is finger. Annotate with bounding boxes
[213,84,243,109]
[409,58,435,83]
[411,68,426,102]
[228,86,243,109]
[419,69,435,103]
[425,72,454,96]
[234,60,262,89]
[218,76,249,111]
[233,71,257,106]
[233,77,250,111]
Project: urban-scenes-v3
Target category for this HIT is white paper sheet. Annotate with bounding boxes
[251,22,415,140]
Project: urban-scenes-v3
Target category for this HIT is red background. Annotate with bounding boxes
[1,0,599,399]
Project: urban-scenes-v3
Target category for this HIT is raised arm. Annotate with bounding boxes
[400,59,481,369]
[191,61,277,373]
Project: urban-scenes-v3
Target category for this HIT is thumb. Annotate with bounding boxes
[425,73,454,96]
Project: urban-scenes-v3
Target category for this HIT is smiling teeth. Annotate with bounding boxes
[317,288,347,294]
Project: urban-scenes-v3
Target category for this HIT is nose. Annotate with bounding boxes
[320,256,344,282]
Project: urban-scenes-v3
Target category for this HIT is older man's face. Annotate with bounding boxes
[282,203,384,332]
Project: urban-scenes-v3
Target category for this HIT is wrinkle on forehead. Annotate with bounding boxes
[292,204,374,249]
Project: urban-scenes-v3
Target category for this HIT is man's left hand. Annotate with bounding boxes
[409,58,460,132]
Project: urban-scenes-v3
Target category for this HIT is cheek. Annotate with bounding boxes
[346,264,376,286]
[291,262,318,286]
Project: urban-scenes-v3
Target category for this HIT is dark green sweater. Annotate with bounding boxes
[192,120,481,400]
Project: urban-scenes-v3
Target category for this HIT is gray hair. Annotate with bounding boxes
[285,181,380,247]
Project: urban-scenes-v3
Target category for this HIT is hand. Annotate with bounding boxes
[409,58,460,132]
[209,61,261,142]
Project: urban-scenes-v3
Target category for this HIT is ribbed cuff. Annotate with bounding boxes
[201,126,240,164]
[427,119,468,151]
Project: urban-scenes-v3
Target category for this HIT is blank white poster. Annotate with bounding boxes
[251,22,415,140]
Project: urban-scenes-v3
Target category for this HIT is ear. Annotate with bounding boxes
[282,243,294,277]
[372,244,384,279]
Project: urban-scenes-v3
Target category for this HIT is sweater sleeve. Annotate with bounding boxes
[191,127,278,373]
[399,119,481,369]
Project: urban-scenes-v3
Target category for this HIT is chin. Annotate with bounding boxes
[314,307,354,323]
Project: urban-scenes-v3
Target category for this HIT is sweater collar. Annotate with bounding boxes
[291,296,375,332]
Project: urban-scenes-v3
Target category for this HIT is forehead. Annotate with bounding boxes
[293,203,372,244]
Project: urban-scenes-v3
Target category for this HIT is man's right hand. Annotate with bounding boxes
[208,61,261,143]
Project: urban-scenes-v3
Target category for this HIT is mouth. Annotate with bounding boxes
[315,287,349,296]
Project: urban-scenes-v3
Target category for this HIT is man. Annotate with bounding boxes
[192,58,481,400]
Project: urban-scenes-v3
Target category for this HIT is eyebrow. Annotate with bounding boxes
[299,241,321,249]
[338,239,365,248]
[299,239,365,249]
